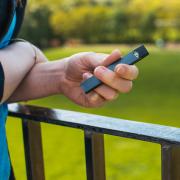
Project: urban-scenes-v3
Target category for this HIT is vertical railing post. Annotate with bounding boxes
[22,119,45,180]
[161,144,180,180]
[84,130,106,180]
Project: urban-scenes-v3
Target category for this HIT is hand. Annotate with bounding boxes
[60,50,139,108]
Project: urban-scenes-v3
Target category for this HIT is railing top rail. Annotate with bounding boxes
[8,103,180,145]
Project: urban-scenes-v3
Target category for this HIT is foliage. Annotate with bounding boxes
[20,6,54,48]
[51,6,113,43]
[20,0,180,47]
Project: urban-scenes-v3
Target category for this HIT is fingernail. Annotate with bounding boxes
[96,66,107,75]
[83,73,92,79]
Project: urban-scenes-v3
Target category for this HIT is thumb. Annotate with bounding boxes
[101,49,122,67]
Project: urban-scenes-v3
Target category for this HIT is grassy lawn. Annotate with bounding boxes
[6,44,180,180]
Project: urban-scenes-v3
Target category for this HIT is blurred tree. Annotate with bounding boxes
[104,0,113,6]
[140,12,157,42]
[19,0,180,46]
[20,6,55,48]
[51,6,113,43]
[73,0,91,7]
[50,10,70,42]
[112,9,130,43]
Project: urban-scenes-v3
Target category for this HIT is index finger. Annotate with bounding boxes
[100,49,122,67]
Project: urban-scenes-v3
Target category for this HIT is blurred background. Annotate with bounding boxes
[7,0,180,179]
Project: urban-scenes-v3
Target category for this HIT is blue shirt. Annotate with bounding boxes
[0,104,9,180]
[0,12,17,180]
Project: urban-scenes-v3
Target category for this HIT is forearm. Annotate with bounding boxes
[0,42,36,103]
[8,60,67,102]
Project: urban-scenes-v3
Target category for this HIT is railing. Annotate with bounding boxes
[8,103,180,180]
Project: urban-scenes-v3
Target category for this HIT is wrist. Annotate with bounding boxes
[48,58,69,95]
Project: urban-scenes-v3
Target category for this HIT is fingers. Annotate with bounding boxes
[94,66,133,93]
[115,64,139,80]
[83,72,119,101]
[86,91,106,107]
[101,49,122,67]
[95,85,119,101]
[81,52,109,70]
[83,73,105,107]
[81,49,139,107]
[81,49,121,71]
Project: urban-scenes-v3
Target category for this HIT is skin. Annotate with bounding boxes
[6,42,138,108]
[59,50,138,107]
[0,42,36,103]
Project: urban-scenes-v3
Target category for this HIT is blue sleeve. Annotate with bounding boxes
[0,62,5,101]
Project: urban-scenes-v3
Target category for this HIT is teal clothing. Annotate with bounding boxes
[0,0,27,179]
[0,104,9,180]
[0,12,17,49]
[0,12,17,180]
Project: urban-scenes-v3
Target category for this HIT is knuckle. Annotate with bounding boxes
[80,52,96,62]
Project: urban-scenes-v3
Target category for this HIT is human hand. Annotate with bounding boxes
[60,50,139,108]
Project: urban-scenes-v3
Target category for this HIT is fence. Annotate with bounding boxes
[8,103,180,180]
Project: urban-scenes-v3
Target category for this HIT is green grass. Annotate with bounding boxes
[6,44,180,180]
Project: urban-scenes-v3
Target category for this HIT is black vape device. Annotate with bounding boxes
[81,45,149,93]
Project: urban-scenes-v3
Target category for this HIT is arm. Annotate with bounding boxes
[8,60,65,102]
[0,42,36,103]
[8,48,139,108]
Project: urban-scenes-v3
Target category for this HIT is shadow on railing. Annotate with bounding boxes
[8,103,180,180]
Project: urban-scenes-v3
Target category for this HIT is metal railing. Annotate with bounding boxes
[8,103,180,180]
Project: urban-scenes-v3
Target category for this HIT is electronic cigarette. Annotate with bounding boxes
[81,45,149,94]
